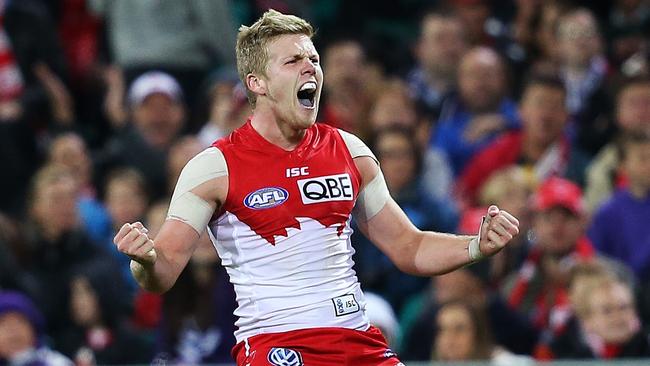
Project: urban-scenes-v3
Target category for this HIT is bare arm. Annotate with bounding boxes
[114,175,226,293]
[354,156,519,276]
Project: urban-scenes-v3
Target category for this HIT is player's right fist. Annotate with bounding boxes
[113,221,157,265]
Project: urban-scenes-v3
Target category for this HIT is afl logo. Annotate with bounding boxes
[244,187,289,210]
[267,347,303,366]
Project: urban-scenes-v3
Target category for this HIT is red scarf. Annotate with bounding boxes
[508,237,594,336]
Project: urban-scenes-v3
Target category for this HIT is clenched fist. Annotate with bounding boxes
[478,205,520,257]
[113,221,157,265]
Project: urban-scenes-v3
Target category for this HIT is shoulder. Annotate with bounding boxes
[594,190,627,217]
[335,128,377,162]
[185,147,228,175]
[174,147,228,194]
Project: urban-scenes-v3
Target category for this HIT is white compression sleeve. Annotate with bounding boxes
[167,147,228,234]
[353,169,391,222]
[338,129,390,222]
[338,129,379,163]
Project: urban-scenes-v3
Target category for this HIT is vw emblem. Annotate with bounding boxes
[267,347,303,366]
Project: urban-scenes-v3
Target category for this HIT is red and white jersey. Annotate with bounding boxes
[209,121,371,342]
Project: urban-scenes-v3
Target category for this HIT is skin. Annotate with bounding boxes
[434,305,476,361]
[31,175,79,242]
[114,32,520,294]
[520,85,568,162]
[48,133,92,190]
[0,313,35,359]
[132,93,185,149]
[616,83,650,132]
[70,277,101,327]
[106,179,147,231]
[375,131,416,194]
[584,283,639,344]
[622,141,650,199]
[458,48,506,114]
[556,10,602,70]
[533,207,584,258]
[417,15,467,87]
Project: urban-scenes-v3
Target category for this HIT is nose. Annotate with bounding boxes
[301,59,316,75]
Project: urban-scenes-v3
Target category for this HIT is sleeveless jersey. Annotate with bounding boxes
[210,121,369,342]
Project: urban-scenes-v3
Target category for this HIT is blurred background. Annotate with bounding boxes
[1,0,650,365]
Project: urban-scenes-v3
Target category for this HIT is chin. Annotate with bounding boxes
[294,110,318,127]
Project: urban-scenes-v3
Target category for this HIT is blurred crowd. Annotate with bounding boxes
[1,0,650,365]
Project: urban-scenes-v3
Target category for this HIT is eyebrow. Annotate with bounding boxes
[283,52,319,61]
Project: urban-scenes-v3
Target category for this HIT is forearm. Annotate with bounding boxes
[410,231,475,276]
[130,258,176,294]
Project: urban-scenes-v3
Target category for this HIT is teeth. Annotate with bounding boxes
[299,82,317,92]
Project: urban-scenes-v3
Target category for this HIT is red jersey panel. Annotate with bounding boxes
[213,121,361,245]
[209,121,369,342]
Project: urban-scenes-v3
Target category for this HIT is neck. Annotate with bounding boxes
[628,183,650,200]
[423,68,452,94]
[250,109,306,151]
[522,136,552,162]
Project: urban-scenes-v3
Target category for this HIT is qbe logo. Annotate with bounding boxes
[297,173,353,204]
[267,347,303,366]
[243,187,289,210]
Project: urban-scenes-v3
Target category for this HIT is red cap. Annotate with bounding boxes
[532,177,584,215]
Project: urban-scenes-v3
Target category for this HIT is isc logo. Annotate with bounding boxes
[297,173,353,204]
[286,166,309,177]
[243,187,289,210]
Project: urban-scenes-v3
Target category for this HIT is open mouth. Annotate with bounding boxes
[297,82,317,109]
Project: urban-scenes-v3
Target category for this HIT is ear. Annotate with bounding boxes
[246,73,266,97]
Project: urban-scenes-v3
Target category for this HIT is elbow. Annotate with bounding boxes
[391,255,421,276]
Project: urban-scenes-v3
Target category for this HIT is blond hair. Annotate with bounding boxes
[236,9,314,107]
[478,166,531,206]
[568,260,628,319]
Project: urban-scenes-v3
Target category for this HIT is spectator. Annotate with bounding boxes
[585,76,650,212]
[196,70,250,147]
[0,0,70,216]
[588,130,650,282]
[400,265,539,361]
[498,177,633,357]
[97,71,186,201]
[407,11,467,119]
[555,8,615,156]
[87,0,237,119]
[104,168,149,294]
[47,132,111,244]
[352,126,458,312]
[0,291,72,365]
[154,236,237,364]
[368,79,419,134]
[549,262,650,359]
[318,38,375,138]
[459,72,590,204]
[54,262,152,364]
[432,46,519,175]
[432,300,535,365]
[18,164,121,335]
[0,214,33,295]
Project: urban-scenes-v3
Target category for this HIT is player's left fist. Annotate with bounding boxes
[478,205,520,257]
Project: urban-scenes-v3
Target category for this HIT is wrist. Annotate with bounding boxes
[468,236,485,262]
[468,215,487,262]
